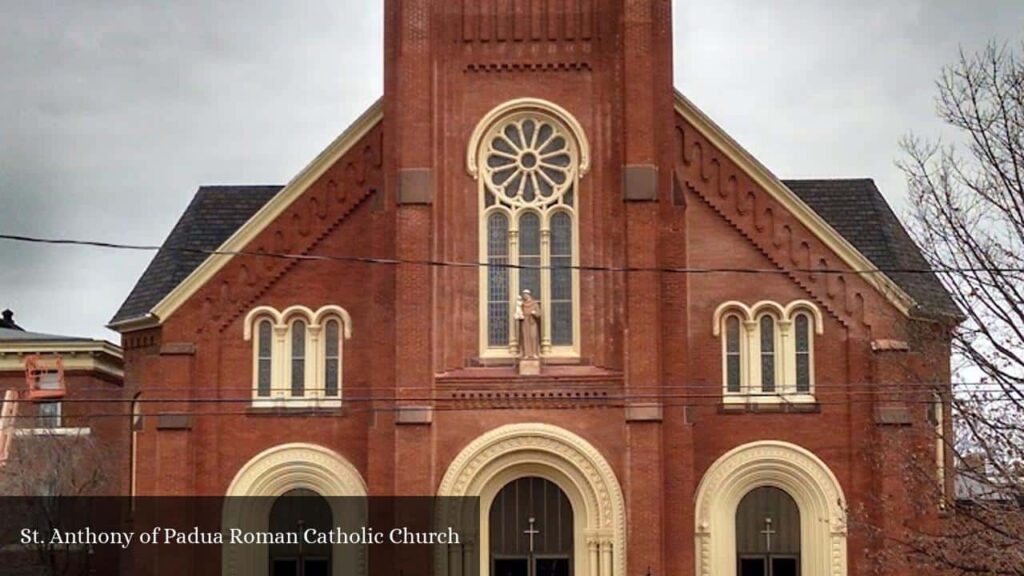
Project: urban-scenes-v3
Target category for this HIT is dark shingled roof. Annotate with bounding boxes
[111,179,958,327]
[783,179,960,320]
[109,186,283,325]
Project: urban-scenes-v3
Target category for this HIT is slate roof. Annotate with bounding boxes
[0,327,81,342]
[783,179,960,320]
[110,180,958,327]
[109,186,283,325]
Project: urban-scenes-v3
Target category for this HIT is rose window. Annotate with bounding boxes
[483,117,576,207]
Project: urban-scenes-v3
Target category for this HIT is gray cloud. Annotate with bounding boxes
[0,0,1021,340]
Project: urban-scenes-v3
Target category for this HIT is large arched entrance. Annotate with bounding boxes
[437,423,626,576]
[694,441,847,576]
[222,443,368,576]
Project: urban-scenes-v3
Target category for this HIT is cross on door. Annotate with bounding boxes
[524,517,541,552]
[760,517,776,552]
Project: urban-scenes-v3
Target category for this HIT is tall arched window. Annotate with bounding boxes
[473,102,587,359]
[794,313,812,394]
[725,315,742,394]
[324,319,341,398]
[256,319,273,398]
[290,320,306,397]
[759,315,777,393]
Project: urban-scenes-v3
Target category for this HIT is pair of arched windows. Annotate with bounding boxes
[244,306,351,406]
[715,301,822,401]
[472,101,588,359]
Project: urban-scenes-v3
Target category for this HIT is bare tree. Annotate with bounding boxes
[899,41,1024,575]
[0,433,115,576]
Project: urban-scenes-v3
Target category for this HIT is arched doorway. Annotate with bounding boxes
[437,423,626,576]
[735,487,800,576]
[222,443,368,576]
[269,489,332,576]
[696,438,847,573]
[490,477,574,576]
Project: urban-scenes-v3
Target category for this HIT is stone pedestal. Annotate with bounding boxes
[518,359,541,376]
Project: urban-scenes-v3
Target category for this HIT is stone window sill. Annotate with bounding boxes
[720,395,820,414]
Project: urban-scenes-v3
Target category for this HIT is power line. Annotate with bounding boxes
[0,233,1015,276]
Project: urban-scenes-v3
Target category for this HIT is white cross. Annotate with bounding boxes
[524,517,541,552]
[761,517,776,552]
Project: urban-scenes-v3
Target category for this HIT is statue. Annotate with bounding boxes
[517,289,541,360]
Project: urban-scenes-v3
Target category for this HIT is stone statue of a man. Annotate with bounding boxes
[518,289,541,359]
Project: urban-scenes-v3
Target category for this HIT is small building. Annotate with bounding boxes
[0,309,128,496]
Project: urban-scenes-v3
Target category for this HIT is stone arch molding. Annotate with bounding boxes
[694,441,848,576]
[222,443,368,576]
[437,423,626,576]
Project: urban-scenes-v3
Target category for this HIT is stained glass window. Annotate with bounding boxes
[479,110,580,354]
[550,212,573,346]
[291,320,306,397]
[325,319,340,397]
[488,213,510,347]
[760,316,776,393]
[726,316,742,393]
[257,319,273,397]
[795,314,811,393]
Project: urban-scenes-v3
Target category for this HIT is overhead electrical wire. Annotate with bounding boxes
[0,233,1016,276]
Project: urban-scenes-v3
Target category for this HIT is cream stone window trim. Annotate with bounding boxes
[244,305,352,408]
[932,391,948,508]
[714,300,823,402]
[473,99,584,360]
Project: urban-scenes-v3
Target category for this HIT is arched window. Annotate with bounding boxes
[324,319,341,398]
[256,319,273,398]
[290,320,306,397]
[794,313,812,394]
[475,104,585,359]
[759,315,777,393]
[245,306,351,407]
[725,315,742,394]
[716,301,821,403]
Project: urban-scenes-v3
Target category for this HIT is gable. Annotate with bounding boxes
[673,91,956,323]
[109,99,383,331]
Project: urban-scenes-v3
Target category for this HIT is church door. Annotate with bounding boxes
[735,487,801,576]
[269,489,332,576]
[489,477,574,576]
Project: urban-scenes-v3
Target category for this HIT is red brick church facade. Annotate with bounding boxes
[113,2,957,575]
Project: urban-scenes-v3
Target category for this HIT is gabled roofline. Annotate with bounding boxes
[673,91,917,318]
[108,98,385,333]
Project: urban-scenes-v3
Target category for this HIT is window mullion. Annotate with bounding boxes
[779,319,792,395]
[540,224,552,355]
[508,225,520,356]
[308,324,322,401]
[273,324,288,400]
[743,320,758,395]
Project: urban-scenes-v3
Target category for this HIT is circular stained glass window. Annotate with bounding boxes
[482,115,576,207]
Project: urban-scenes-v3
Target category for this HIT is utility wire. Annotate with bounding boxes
[0,233,1015,276]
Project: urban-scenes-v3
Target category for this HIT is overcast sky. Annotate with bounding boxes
[0,0,1022,341]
